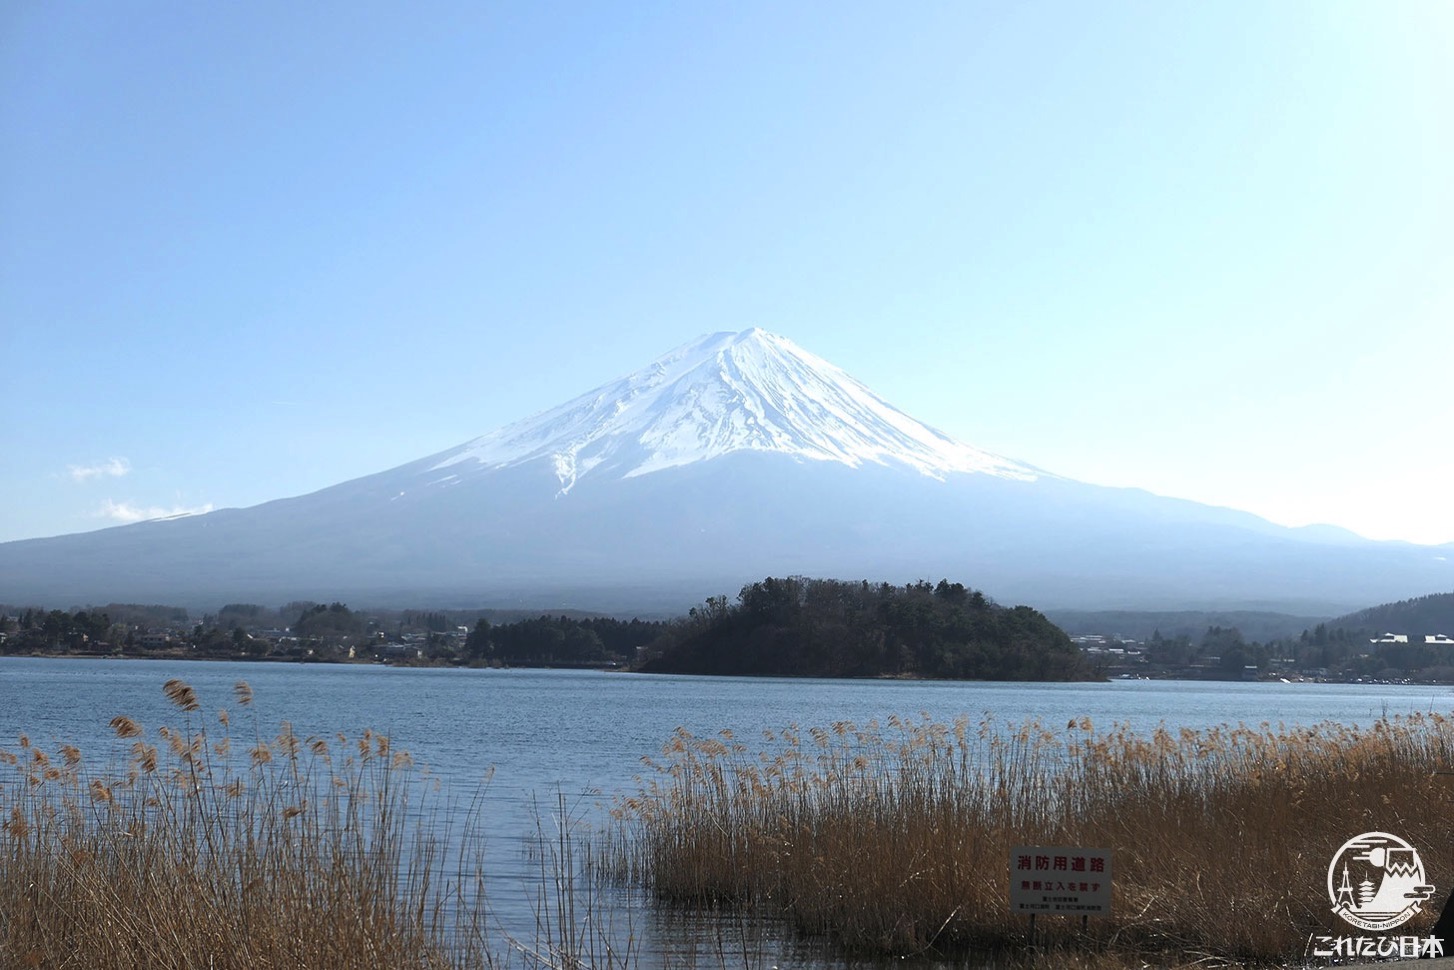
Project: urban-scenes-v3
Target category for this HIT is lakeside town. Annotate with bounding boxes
[6,596,1454,684]
[1075,630,1454,683]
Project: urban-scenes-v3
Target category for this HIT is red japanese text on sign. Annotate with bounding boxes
[1009,846,1112,916]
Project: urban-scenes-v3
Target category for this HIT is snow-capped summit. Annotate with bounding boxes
[430,328,1038,494]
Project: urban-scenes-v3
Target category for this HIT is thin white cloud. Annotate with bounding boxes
[97,499,215,524]
[68,457,132,483]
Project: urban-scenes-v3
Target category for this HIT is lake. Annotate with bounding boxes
[2,658,1448,967]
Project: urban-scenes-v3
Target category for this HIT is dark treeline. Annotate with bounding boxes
[466,615,667,665]
[0,602,187,635]
[294,602,365,638]
[401,610,453,632]
[639,576,1093,681]
[1333,591,1454,636]
[0,601,668,666]
[0,608,116,651]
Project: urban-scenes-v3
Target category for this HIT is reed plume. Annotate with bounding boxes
[162,677,201,711]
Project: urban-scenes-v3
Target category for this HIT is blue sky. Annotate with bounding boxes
[3,1,1452,546]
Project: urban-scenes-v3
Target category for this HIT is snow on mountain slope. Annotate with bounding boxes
[431,328,1039,494]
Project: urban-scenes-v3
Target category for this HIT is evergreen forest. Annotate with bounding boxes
[639,577,1093,681]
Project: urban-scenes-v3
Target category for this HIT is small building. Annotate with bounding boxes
[1426,634,1454,645]
[1371,633,1409,644]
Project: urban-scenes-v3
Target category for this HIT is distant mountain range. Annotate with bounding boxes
[2,329,1449,612]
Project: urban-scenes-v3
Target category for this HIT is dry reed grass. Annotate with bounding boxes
[605,712,1454,966]
[0,678,499,970]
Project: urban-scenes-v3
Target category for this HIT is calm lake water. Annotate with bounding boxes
[2,658,1448,967]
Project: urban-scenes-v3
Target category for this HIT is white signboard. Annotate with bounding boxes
[1009,845,1112,915]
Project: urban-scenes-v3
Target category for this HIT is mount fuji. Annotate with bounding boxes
[3,329,1450,612]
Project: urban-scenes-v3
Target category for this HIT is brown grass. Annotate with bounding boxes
[0,678,496,970]
[605,712,1454,966]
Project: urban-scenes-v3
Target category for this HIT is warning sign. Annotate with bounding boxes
[1009,845,1112,915]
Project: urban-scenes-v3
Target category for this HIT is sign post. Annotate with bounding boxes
[1010,845,1112,938]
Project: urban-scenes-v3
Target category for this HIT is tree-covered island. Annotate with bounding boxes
[638,577,1094,680]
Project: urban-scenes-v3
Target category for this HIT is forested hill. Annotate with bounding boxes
[638,577,1094,681]
[1332,591,1454,635]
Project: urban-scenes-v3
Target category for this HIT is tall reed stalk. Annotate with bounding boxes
[605,712,1454,965]
[0,678,494,970]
